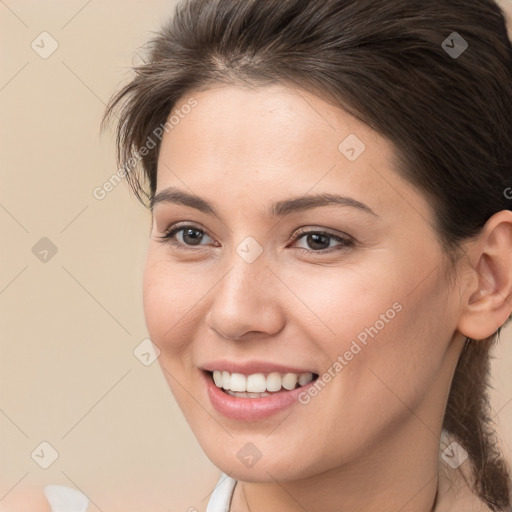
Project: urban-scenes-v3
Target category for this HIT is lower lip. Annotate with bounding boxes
[202,371,317,421]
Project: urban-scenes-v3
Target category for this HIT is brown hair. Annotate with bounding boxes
[102,0,512,509]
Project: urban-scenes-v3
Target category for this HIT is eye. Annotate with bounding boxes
[290,228,355,254]
[156,223,355,255]
[157,223,215,250]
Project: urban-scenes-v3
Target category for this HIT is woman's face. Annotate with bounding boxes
[143,83,465,481]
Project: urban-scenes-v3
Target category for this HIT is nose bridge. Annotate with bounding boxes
[220,233,273,300]
[206,242,284,340]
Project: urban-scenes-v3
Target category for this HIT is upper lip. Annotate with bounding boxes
[200,360,317,375]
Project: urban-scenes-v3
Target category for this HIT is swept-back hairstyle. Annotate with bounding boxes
[102,0,512,509]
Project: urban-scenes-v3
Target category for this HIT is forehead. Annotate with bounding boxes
[156,83,430,226]
[159,83,380,169]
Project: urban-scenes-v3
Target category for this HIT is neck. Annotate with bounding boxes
[231,419,441,512]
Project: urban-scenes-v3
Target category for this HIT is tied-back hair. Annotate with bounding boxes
[102,1,512,509]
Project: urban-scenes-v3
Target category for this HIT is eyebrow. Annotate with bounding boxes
[150,186,378,218]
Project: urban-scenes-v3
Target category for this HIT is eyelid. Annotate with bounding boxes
[292,226,352,241]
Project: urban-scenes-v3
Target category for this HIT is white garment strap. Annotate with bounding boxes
[206,473,238,512]
[43,485,89,512]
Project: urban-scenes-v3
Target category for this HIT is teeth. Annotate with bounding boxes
[230,373,246,392]
[298,373,313,386]
[222,370,231,390]
[226,390,272,398]
[266,372,282,392]
[211,370,314,394]
[212,371,223,388]
[282,373,298,390]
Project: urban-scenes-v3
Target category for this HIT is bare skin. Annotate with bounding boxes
[143,83,512,512]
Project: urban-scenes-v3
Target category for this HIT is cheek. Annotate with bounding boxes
[329,271,452,424]
[142,253,201,358]
[142,255,206,414]
[277,260,400,349]
[296,258,452,406]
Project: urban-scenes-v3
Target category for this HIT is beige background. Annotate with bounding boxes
[1,1,511,511]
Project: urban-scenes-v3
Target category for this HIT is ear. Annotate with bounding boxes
[457,210,512,340]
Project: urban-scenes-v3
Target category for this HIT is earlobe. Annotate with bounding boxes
[457,210,512,341]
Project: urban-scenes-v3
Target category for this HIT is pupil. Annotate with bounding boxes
[308,233,329,250]
[184,228,202,245]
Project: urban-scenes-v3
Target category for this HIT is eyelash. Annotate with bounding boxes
[156,223,355,255]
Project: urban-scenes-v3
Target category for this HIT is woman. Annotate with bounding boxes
[100,0,512,510]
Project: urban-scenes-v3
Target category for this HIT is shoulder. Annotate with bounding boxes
[0,485,89,512]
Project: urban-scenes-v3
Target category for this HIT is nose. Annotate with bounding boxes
[205,254,286,341]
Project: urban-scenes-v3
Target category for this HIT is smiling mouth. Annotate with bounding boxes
[205,369,320,398]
